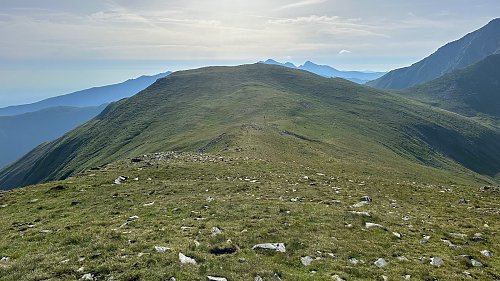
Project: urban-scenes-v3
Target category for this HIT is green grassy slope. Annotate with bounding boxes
[0,64,500,190]
[0,152,498,280]
[403,54,500,128]
[1,64,499,190]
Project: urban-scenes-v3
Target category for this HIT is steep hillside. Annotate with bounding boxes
[0,72,170,116]
[0,105,107,168]
[260,59,385,83]
[1,64,499,190]
[368,18,500,89]
[403,54,500,127]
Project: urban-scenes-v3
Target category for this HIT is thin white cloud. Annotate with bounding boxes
[339,49,351,55]
[278,0,328,10]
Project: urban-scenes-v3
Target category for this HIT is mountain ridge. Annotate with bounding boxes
[0,72,171,116]
[368,18,500,89]
[401,54,500,127]
[0,104,107,168]
[1,63,499,190]
[259,59,386,83]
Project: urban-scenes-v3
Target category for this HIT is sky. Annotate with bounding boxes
[0,0,499,107]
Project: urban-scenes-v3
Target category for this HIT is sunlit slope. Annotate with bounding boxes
[1,64,499,189]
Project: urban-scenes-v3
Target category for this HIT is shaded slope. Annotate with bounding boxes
[368,18,500,89]
[0,72,170,116]
[403,54,500,124]
[1,64,499,190]
[0,105,107,168]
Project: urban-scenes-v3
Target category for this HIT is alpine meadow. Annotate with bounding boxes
[0,2,499,281]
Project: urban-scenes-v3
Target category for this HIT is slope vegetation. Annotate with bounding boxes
[403,54,500,127]
[1,64,499,190]
[368,18,500,89]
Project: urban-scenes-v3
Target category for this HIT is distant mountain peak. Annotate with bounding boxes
[260,59,297,68]
[260,59,385,83]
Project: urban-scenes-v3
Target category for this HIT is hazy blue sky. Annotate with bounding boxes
[0,0,499,107]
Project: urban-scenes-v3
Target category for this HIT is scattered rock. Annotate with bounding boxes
[471,259,483,267]
[207,276,227,281]
[461,255,483,267]
[301,256,314,266]
[352,201,368,208]
[404,274,411,280]
[421,235,431,244]
[360,196,372,202]
[480,250,492,258]
[40,230,53,234]
[0,257,10,263]
[81,273,95,280]
[374,258,388,268]
[430,257,444,267]
[210,245,238,255]
[331,275,345,281]
[441,239,460,248]
[206,196,214,202]
[458,198,468,204]
[211,227,223,236]
[114,176,128,185]
[462,271,472,278]
[254,276,263,281]
[348,211,370,217]
[472,233,486,242]
[154,246,170,253]
[143,202,154,207]
[252,243,286,253]
[349,257,359,265]
[392,232,401,238]
[396,256,409,261]
[480,185,499,192]
[127,215,139,221]
[71,199,81,205]
[169,277,176,281]
[179,253,197,265]
[449,232,466,238]
[366,222,384,229]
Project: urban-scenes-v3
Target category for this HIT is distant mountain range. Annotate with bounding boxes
[260,59,386,83]
[402,54,500,127]
[0,105,107,168]
[368,18,500,89]
[1,64,498,190]
[0,72,171,116]
[0,71,170,168]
